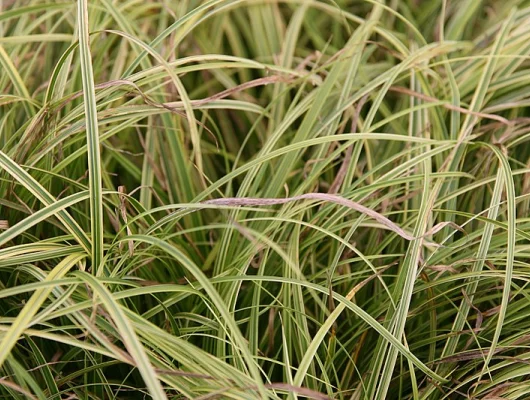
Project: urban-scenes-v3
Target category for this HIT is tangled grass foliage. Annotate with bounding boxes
[1,0,530,398]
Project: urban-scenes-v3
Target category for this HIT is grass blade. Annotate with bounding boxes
[77,0,104,272]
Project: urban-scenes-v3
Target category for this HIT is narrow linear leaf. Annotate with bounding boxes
[77,0,104,271]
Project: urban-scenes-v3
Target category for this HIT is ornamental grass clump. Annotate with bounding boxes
[0,1,529,399]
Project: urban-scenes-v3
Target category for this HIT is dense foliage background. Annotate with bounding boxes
[1,0,530,398]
